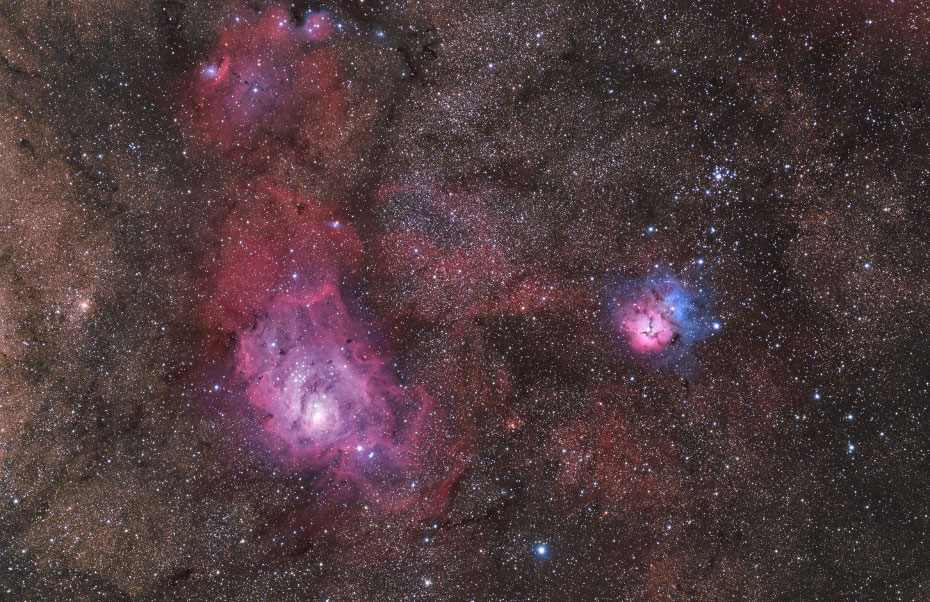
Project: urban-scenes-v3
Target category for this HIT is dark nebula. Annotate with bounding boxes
[1,0,929,599]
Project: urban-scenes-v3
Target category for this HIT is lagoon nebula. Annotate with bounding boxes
[2,0,930,599]
[234,287,416,470]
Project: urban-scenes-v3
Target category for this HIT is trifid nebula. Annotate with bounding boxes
[1,0,929,600]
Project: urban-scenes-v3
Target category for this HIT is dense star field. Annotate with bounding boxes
[1,0,929,599]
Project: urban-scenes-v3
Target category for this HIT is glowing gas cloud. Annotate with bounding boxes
[234,284,433,479]
[611,272,716,359]
[195,180,445,489]
[178,4,344,167]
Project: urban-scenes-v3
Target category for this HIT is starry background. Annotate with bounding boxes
[1,0,929,599]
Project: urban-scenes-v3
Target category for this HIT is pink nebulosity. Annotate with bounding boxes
[303,11,335,42]
[199,181,452,493]
[178,5,344,166]
[235,285,430,476]
[202,180,361,333]
[611,274,712,359]
[184,6,469,520]
[617,289,679,353]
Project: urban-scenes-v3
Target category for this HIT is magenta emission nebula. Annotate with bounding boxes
[1,0,930,600]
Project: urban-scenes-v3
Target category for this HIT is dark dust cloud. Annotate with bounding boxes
[1,0,929,599]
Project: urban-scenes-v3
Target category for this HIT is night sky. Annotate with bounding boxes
[1,0,929,599]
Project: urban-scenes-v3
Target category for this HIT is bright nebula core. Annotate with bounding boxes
[235,286,408,469]
[619,288,680,352]
[612,273,714,358]
[200,182,435,481]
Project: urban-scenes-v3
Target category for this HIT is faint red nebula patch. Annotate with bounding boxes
[372,183,581,322]
[201,180,360,334]
[369,183,591,420]
[177,4,345,167]
[770,0,929,50]
[548,399,685,514]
